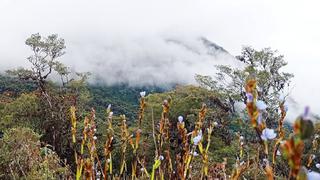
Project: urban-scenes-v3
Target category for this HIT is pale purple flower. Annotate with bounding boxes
[316,163,320,169]
[257,114,263,125]
[159,155,164,161]
[308,171,320,180]
[193,134,202,145]
[140,91,146,97]
[256,100,267,111]
[284,104,289,112]
[178,116,184,123]
[192,151,199,157]
[108,112,113,119]
[303,106,310,120]
[276,150,281,156]
[261,128,277,141]
[246,93,253,103]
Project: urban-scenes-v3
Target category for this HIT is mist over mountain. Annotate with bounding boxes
[62,35,240,87]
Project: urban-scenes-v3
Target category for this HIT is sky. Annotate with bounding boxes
[0,0,319,119]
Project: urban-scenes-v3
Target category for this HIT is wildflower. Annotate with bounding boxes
[244,72,250,76]
[308,171,320,179]
[213,122,218,126]
[193,134,202,145]
[240,142,244,146]
[140,91,146,97]
[257,114,263,125]
[276,150,281,156]
[178,116,184,123]
[107,104,111,110]
[315,134,320,139]
[246,93,253,103]
[240,161,245,166]
[261,128,277,141]
[303,106,310,120]
[108,112,113,118]
[140,168,144,172]
[256,100,267,111]
[94,128,97,132]
[159,155,164,161]
[311,154,316,160]
[93,136,97,140]
[107,159,111,163]
[284,104,289,112]
[316,163,320,169]
[192,151,199,157]
[240,136,244,140]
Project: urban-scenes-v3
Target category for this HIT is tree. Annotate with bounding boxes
[5,33,91,166]
[196,46,294,126]
[7,33,66,107]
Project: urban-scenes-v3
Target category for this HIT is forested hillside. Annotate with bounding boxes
[1,33,320,180]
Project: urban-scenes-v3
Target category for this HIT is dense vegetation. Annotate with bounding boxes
[0,33,320,180]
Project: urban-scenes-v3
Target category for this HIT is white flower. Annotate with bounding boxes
[107,159,111,163]
[256,100,267,111]
[94,128,97,132]
[240,161,245,166]
[93,136,97,140]
[315,134,320,139]
[107,104,111,110]
[276,150,281,156]
[178,116,184,123]
[311,154,316,160]
[193,134,202,145]
[140,91,146,97]
[240,142,244,146]
[308,171,320,180]
[213,122,218,126]
[240,136,244,140]
[159,155,164,161]
[316,163,320,169]
[244,72,250,76]
[261,128,277,141]
[140,168,144,172]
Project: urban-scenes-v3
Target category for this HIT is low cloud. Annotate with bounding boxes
[63,34,238,86]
